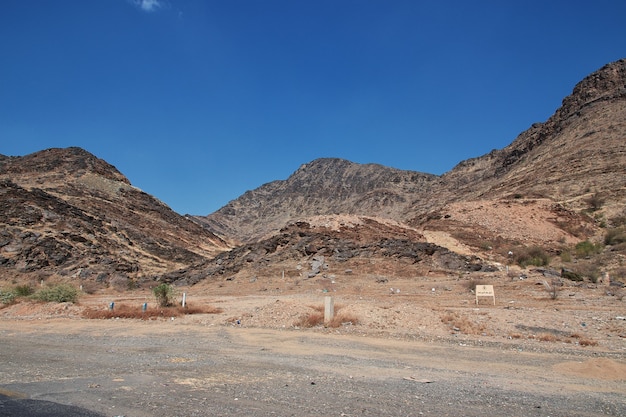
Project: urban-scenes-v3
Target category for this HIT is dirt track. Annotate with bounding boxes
[1,317,625,417]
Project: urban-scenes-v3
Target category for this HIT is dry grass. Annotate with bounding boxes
[294,311,324,328]
[83,303,222,320]
[570,333,598,346]
[294,305,359,328]
[537,333,557,342]
[327,311,360,328]
[441,310,487,335]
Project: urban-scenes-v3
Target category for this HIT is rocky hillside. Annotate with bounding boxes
[0,147,229,287]
[438,59,626,216]
[1,59,624,288]
[159,215,484,287]
[196,159,439,243]
[199,59,626,245]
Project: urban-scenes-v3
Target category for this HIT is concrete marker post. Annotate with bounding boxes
[324,296,334,324]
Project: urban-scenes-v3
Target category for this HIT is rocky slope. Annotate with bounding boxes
[0,147,229,287]
[438,59,626,215]
[199,59,626,246]
[1,60,624,288]
[196,159,439,243]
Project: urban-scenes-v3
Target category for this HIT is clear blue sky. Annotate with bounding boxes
[1,1,624,215]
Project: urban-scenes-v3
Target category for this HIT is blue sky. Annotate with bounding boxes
[1,1,624,215]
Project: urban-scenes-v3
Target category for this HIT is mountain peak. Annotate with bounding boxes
[0,147,130,184]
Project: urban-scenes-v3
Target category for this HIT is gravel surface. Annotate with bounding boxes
[1,319,624,417]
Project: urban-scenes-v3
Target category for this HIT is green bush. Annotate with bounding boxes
[152,283,176,307]
[515,246,550,268]
[574,240,603,258]
[0,290,16,305]
[14,284,34,297]
[32,284,79,303]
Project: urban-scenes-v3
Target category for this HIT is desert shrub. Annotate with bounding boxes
[578,338,598,347]
[576,263,601,283]
[32,284,79,303]
[441,310,487,335]
[327,311,360,328]
[152,283,176,307]
[537,333,557,342]
[294,311,324,328]
[544,278,561,299]
[604,227,626,246]
[515,246,550,268]
[574,240,603,258]
[560,250,572,262]
[0,290,16,306]
[585,192,605,211]
[14,284,34,297]
[561,268,583,282]
[83,303,222,320]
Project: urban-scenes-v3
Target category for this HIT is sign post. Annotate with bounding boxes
[475,285,495,305]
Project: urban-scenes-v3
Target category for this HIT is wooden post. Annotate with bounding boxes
[182,292,187,308]
[324,296,334,323]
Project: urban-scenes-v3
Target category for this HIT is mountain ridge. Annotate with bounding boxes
[1,59,625,288]
[199,58,626,243]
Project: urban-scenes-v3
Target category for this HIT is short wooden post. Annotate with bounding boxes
[324,296,334,323]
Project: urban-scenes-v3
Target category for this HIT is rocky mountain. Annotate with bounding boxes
[0,147,229,288]
[438,59,626,214]
[196,159,439,243]
[1,59,624,288]
[198,59,626,245]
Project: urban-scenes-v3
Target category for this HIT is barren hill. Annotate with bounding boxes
[198,59,626,244]
[0,147,229,288]
[196,158,439,243]
[439,59,626,215]
[1,60,625,288]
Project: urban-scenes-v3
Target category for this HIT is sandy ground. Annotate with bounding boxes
[1,268,625,416]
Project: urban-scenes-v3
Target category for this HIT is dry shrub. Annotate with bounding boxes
[577,338,598,347]
[508,333,523,339]
[83,303,222,320]
[441,310,486,335]
[515,246,550,268]
[537,333,557,342]
[327,311,360,328]
[293,306,357,328]
[294,311,324,328]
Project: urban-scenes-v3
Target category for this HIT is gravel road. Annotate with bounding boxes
[0,319,624,417]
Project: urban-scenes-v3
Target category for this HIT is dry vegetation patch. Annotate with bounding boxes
[82,303,222,320]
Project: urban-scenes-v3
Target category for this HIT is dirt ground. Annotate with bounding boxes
[1,268,625,416]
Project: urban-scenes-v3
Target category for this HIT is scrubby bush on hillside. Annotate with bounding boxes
[14,284,34,297]
[604,227,626,246]
[515,246,550,268]
[32,284,79,303]
[0,290,16,306]
[574,240,603,258]
[585,192,605,211]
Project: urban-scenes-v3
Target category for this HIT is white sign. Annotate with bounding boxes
[475,285,495,305]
